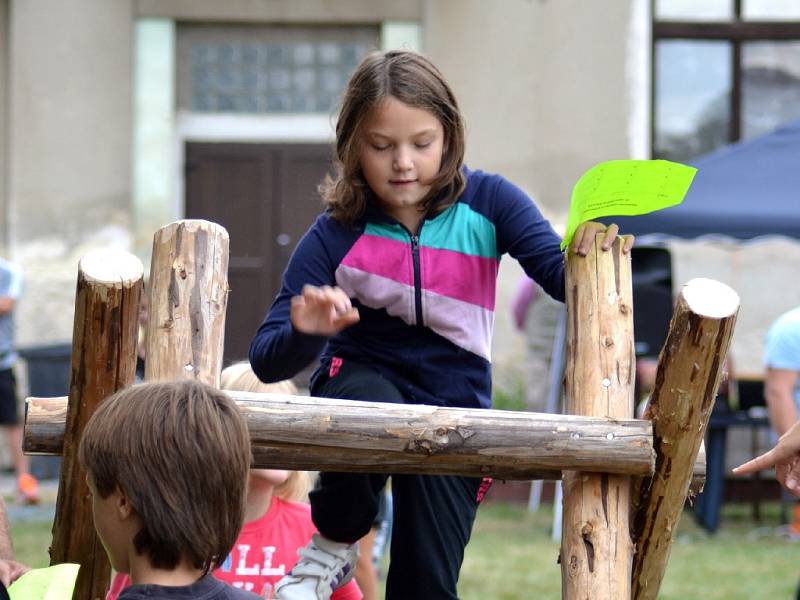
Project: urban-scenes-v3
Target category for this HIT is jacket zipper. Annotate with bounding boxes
[410,234,424,326]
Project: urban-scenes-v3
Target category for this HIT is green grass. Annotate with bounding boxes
[9,517,52,568]
[8,498,800,599]
[458,500,800,599]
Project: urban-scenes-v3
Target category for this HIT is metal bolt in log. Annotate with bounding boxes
[630,278,739,600]
[47,250,143,600]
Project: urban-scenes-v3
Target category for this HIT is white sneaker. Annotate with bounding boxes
[275,533,359,600]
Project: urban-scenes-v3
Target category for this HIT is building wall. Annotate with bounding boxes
[135,0,420,23]
[4,0,792,395]
[8,0,134,346]
[423,0,645,220]
[423,0,648,387]
[0,0,8,250]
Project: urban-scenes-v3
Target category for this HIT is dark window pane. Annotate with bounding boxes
[241,43,259,66]
[217,94,237,111]
[294,68,315,93]
[217,68,239,91]
[218,44,238,67]
[654,40,732,162]
[266,43,290,66]
[318,43,341,65]
[269,68,291,90]
[191,43,216,65]
[293,43,314,66]
[742,41,800,138]
[192,93,215,112]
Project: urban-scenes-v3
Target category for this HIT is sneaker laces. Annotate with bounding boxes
[292,547,346,576]
[293,536,355,576]
[281,533,357,593]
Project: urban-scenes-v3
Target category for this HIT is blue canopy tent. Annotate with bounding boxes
[606,120,800,532]
[606,117,800,240]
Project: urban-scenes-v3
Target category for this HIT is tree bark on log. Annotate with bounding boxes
[24,393,655,479]
[145,220,229,386]
[48,250,143,600]
[561,236,635,600]
[630,278,739,600]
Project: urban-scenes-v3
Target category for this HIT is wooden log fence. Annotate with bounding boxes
[25,394,655,479]
[144,220,229,386]
[630,278,738,600]
[48,249,143,600]
[24,219,728,600]
[561,236,635,600]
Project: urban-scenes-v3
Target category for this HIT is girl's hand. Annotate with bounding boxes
[571,221,635,256]
[290,285,360,336]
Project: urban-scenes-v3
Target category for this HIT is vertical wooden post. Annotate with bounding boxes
[145,220,229,385]
[561,236,635,599]
[630,278,738,600]
[49,250,143,600]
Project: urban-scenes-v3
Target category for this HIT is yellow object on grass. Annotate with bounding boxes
[560,159,697,251]
[8,563,80,600]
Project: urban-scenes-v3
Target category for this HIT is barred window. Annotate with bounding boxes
[177,25,379,114]
[653,1,800,162]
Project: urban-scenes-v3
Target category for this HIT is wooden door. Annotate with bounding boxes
[185,142,332,368]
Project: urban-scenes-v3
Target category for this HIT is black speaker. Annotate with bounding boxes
[631,247,673,358]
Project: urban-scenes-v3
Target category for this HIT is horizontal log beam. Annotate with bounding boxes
[25,392,656,480]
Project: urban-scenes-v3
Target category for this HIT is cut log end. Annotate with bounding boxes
[78,250,144,286]
[681,278,740,318]
[164,219,230,240]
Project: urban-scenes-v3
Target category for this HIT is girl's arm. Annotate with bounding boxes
[491,177,567,301]
[249,219,355,383]
[492,177,633,301]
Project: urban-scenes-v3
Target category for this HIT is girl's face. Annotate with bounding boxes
[359,96,445,231]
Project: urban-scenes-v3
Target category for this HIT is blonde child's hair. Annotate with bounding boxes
[221,361,311,502]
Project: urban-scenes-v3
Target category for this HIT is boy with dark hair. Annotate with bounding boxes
[78,380,258,599]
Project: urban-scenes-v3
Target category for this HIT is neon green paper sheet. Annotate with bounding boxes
[560,159,697,251]
[8,563,80,600]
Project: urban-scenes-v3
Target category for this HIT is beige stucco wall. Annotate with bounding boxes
[0,0,8,250]
[668,237,800,376]
[5,0,795,412]
[135,0,421,22]
[423,0,646,389]
[8,0,134,347]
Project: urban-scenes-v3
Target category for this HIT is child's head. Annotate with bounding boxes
[221,362,310,502]
[78,380,251,575]
[322,50,466,224]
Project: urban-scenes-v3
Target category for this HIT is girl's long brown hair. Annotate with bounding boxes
[321,50,466,225]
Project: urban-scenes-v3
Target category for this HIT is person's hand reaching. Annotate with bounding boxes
[734,420,800,496]
[0,559,29,588]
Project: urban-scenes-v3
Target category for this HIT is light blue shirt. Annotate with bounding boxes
[764,305,800,412]
[0,258,22,371]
